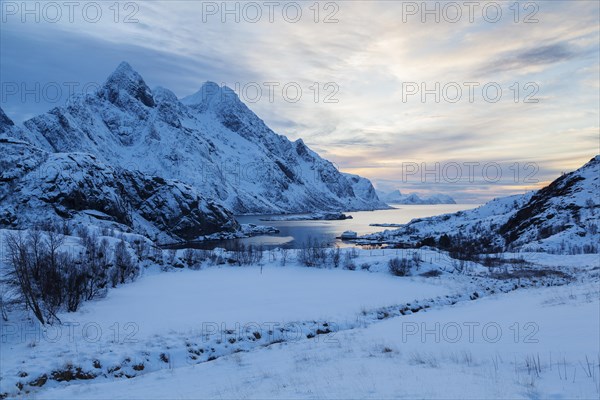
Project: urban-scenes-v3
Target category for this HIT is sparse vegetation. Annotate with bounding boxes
[388,257,414,276]
[230,243,264,266]
[297,237,328,267]
[3,230,140,324]
[343,251,357,270]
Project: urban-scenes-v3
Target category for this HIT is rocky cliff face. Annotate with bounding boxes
[11,62,385,214]
[498,156,599,250]
[0,138,238,242]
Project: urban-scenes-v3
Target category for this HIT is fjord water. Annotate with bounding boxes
[200,204,478,250]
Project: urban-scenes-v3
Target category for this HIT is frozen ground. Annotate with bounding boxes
[62,266,454,335]
[35,281,600,399]
[1,240,598,399]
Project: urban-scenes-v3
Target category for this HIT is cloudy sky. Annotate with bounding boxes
[1,1,598,202]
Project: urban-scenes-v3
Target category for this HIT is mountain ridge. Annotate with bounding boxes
[376,189,456,205]
[0,137,238,242]
[5,62,387,215]
[367,156,599,254]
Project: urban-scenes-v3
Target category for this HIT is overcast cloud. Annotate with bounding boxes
[1,0,598,202]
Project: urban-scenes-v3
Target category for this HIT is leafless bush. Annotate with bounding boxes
[452,258,471,274]
[130,238,148,261]
[113,239,138,286]
[329,246,340,268]
[411,251,422,270]
[150,245,164,265]
[280,247,289,266]
[343,251,356,270]
[183,248,209,270]
[3,230,140,324]
[298,237,328,267]
[388,257,414,276]
[231,243,263,266]
[166,248,178,267]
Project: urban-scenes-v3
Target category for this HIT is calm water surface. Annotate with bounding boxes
[192,204,478,250]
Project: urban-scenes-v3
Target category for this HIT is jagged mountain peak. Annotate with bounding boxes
[106,61,142,85]
[7,63,387,214]
[181,81,279,145]
[153,86,179,103]
[0,107,15,129]
[99,61,155,108]
[180,81,241,112]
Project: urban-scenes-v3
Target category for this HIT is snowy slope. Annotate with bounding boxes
[369,156,600,253]
[7,62,386,214]
[499,156,600,251]
[0,137,238,242]
[376,189,456,204]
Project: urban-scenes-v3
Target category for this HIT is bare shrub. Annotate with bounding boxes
[114,239,138,285]
[329,246,340,268]
[280,248,289,266]
[343,251,356,270]
[388,257,413,276]
[3,230,141,324]
[231,243,264,266]
[298,237,328,267]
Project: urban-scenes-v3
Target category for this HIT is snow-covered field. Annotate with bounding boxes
[65,266,452,333]
[35,282,600,399]
[1,239,598,399]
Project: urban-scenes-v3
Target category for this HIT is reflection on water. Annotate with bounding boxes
[190,204,478,250]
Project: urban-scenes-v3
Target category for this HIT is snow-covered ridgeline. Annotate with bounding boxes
[376,189,456,205]
[1,62,386,217]
[367,156,600,254]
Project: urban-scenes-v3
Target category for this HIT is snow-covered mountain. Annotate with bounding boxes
[6,62,386,214]
[369,156,599,254]
[376,189,456,205]
[0,137,238,243]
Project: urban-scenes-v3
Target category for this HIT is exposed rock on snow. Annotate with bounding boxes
[368,156,600,254]
[0,138,238,242]
[6,62,386,214]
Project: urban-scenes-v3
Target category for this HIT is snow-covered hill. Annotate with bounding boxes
[376,189,456,205]
[0,137,238,242]
[369,156,599,254]
[4,62,386,214]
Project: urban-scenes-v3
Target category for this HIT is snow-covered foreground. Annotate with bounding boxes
[1,247,598,399]
[0,254,458,397]
[36,281,600,399]
[66,267,453,333]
